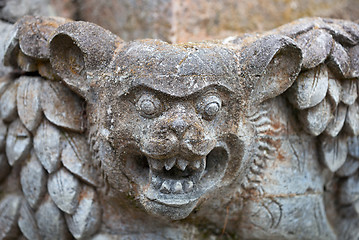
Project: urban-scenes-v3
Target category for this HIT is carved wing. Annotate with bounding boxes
[223,17,359,239]
[0,16,102,240]
[276,18,359,238]
[2,15,359,240]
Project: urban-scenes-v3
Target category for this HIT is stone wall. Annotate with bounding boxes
[0,0,358,42]
[0,0,76,22]
[78,0,359,43]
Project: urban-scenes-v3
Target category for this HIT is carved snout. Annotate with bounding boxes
[180,127,216,157]
[141,111,216,159]
[170,117,189,137]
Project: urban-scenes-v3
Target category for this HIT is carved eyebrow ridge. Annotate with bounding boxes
[129,84,234,99]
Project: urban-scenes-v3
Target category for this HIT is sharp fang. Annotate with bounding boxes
[191,160,200,169]
[177,159,188,171]
[160,181,171,194]
[151,159,163,170]
[173,181,183,194]
[165,158,176,171]
[151,176,162,188]
[186,180,194,191]
[198,158,206,180]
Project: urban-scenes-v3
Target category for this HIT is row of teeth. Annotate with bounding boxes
[157,179,194,194]
[151,158,201,171]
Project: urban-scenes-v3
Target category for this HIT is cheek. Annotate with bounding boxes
[103,102,144,144]
[113,116,143,139]
[207,109,232,134]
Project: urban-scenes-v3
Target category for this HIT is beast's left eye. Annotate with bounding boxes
[137,94,162,118]
[205,101,220,116]
[198,95,222,120]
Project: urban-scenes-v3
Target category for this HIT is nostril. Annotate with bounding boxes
[171,118,189,136]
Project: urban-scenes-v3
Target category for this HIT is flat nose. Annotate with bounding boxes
[170,117,189,137]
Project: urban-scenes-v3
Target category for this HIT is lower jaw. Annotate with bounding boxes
[140,194,199,220]
[139,171,207,219]
[144,183,203,206]
[143,147,230,219]
[120,143,230,219]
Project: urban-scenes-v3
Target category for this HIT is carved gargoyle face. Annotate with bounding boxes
[109,86,239,219]
[88,40,250,219]
[49,22,301,220]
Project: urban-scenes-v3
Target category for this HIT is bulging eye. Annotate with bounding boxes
[205,101,220,116]
[137,94,162,118]
[198,95,222,120]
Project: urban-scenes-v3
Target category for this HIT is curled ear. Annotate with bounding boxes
[239,35,302,109]
[49,21,123,98]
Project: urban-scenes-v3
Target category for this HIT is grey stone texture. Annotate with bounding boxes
[78,0,359,43]
[0,15,359,240]
[0,0,359,43]
[0,0,75,23]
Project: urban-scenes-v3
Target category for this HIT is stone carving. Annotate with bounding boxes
[0,16,358,240]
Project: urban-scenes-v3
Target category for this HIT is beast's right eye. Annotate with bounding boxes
[196,94,222,120]
[136,94,162,118]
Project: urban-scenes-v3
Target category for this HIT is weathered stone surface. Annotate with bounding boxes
[18,16,70,59]
[48,168,80,214]
[354,200,359,215]
[36,196,70,240]
[38,61,58,80]
[65,185,101,239]
[2,15,359,240]
[0,194,22,239]
[320,134,348,172]
[336,156,359,177]
[325,103,347,137]
[240,194,336,239]
[20,152,47,208]
[33,119,62,173]
[17,50,37,72]
[328,41,350,77]
[327,78,341,108]
[0,119,7,150]
[348,45,359,78]
[0,80,18,122]
[0,154,10,182]
[1,0,357,45]
[61,133,100,187]
[2,21,19,69]
[296,30,333,69]
[0,0,76,23]
[17,76,43,132]
[341,79,358,105]
[340,173,359,204]
[78,0,355,43]
[287,64,328,109]
[345,101,359,136]
[0,20,14,77]
[337,218,359,240]
[41,81,85,132]
[5,119,31,166]
[18,201,41,240]
[299,97,333,136]
[349,136,359,159]
[0,75,11,97]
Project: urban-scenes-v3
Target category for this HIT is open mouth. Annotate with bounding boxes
[148,155,206,195]
[121,143,230,207]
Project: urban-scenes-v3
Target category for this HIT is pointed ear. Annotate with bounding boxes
[49,21,123,99]
[239,35,302,109]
